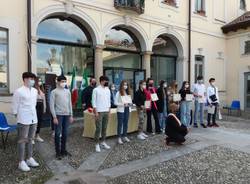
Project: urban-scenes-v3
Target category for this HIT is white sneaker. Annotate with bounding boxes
[101,142,111,149]
[18,161,30,172]
[32,140,35,145]
[95,144,101,153]
[36,135,44,142]
[118,138,123,144]
[137,133,146,140]
[141,132,148,138]
[123,137,130,142]
[26,157,39,167]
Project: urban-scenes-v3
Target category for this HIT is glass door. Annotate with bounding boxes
[245,72,250,109]
[104,68,145,96]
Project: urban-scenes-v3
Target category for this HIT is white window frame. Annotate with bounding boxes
[0,28,9,94]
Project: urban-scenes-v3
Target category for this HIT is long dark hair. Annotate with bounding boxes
[159,80,166,98]
[181,81,190,90]
[35,77,45,95]
[119,80,130,96]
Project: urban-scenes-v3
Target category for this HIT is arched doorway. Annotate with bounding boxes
[151,35,178,85]
[103,26,145,94]
[36,16,94,82]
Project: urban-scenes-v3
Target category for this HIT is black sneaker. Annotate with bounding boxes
[201,124,207,128]
[56,153,62,160]
[61,151,72,157]
[193,124,198,128]
[207,123,212,127]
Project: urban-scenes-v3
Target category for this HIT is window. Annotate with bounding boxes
[0,28,8,93]
[195,0,206,16]
[163,0,177,7]
[240,0,246,10]
[244,41,250,54]
[37,18,94,84]
[194,55,204,82]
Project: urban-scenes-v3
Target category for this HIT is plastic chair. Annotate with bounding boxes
[223,100,241,116]
[0,112,17,149]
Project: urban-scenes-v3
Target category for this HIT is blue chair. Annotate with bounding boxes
[0,112,17,149]
[223,100,241,116]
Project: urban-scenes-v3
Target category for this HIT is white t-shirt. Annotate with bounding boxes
[92,85,111,112]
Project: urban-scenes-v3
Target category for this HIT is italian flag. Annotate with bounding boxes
[70,66,78,108]
[76,69,89,109]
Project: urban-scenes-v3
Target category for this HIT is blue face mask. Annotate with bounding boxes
[28,79,35,88]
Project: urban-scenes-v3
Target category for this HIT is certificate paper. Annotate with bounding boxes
[185,94,193,101]
[145,100,151,109]
[173,94,181,102]
[151,93,159,101]
[121,95,132,104]
[207,106,215,114]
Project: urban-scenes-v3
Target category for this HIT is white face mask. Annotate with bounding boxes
[198,80,203,84]
[111,87,115,91]
[38,81,43,86]
[142,84,146,89]
[185,84,189,88]
[124,85,128,90]
[163,83,167,88]
[28,79,35,88]
[60,82,67,88]
[211,82,215,86]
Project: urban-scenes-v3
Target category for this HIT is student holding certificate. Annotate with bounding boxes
[134,80,149,140]
[179,81,193,128]
[145,78,161,134]
[115,80,132,144]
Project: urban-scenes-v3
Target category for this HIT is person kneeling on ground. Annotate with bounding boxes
[165,103,188,145]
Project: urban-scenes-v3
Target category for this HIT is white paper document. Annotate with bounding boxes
[151,93,159,101]
[185,94,193,101]
[121,95,132,104]
[207,106,215,114]
[173,94,181,102]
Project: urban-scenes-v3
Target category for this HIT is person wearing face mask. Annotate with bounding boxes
[115,80,132,144]
[179,81,193,128]
[192,76,207,128]
[207,78,220,127]
[34,77,46,143]
[50,75,74,160]
[110,84,117,108]
[12,72,39,172]
[145,78,161,134]
[157,80,169,133]
[134,80,149,140]
[165,103,188,145]
[92,76,111,152]
[81,77,96,111]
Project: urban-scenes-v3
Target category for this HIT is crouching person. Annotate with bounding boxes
[165,103,188,145]
[12,72,39,172]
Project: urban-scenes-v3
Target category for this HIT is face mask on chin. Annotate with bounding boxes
[60,82,66,88]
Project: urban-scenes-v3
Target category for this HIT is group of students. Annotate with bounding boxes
[12,72,220,172]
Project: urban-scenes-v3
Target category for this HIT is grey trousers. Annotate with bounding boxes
[17,123,37,161]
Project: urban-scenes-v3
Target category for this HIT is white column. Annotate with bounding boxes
[142,51,153,79]
[94,45,105,81]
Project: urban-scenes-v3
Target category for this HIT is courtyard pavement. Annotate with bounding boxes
[1,115,250,184]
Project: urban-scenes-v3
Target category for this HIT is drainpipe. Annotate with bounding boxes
[27,0,32,72]
[188,0,191,83]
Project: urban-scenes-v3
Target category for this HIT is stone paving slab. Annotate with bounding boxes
[106,145,250,184]
[98,134,198,170]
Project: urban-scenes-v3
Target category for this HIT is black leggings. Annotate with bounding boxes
[36,102,44,134]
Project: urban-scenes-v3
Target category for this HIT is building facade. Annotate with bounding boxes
[0,0,249,113]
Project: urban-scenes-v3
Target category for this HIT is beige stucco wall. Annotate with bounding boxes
[225,28,250,110]
[0,0,249,113]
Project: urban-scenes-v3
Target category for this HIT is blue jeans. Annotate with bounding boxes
[54,115,70,154]
[180,101,191,127]
[117,107,130,137]
[158,111,167,130]
[194,101,205,125]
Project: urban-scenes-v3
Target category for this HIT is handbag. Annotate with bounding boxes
[209,86,217,102]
